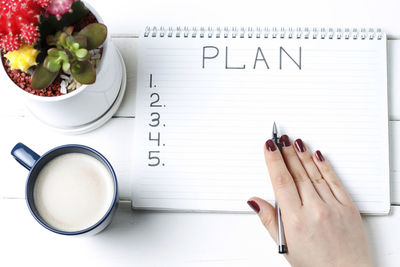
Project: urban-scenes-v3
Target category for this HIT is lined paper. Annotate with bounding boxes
[132,35,389,214]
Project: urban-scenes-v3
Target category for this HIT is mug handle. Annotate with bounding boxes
[11,143,40,171]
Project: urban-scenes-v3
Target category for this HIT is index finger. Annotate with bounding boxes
[264,139,302,211]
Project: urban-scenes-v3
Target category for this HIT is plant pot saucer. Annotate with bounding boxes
[27,46,127,135]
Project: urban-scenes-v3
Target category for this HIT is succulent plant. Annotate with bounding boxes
[0,0,46,52]
[31,23,107,90]
[35,0,88,63]
[4,45,39,72]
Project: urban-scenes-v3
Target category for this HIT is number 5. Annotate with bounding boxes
[148,151,160,166]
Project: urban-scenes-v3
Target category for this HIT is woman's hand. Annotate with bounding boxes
[247,136,373,267]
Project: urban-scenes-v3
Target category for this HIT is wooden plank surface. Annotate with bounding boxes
[390,121,400,204]
[388,41,400,120]
[87,0,400,39]
[112,38,137,117]
[1,199,399,267]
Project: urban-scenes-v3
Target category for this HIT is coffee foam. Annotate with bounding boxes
[33,153,114,232]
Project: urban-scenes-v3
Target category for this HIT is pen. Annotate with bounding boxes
[272,122,288,254]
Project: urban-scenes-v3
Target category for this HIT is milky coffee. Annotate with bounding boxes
[33,153,114,232]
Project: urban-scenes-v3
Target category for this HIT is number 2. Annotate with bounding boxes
[150,93,162,107]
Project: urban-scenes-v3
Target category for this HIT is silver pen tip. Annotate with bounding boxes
[273,122,278,135]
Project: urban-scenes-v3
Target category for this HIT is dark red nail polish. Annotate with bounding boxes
[315,150,325,162]
[265,139,277,152]
[294,139,306,153]
[247,200,260,213]
[280,135,290,147]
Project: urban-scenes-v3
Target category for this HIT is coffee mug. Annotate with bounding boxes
[11,143,118,236]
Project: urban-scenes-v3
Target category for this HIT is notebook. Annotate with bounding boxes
[131,27,390,214]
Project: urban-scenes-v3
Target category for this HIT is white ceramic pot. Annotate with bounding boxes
[1,2,123,131]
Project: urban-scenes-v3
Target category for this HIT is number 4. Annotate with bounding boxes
[149,132,160,146]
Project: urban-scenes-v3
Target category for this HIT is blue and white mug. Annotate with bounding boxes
[11,143,118,236]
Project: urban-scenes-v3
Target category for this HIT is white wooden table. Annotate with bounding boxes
[1,0,400,266]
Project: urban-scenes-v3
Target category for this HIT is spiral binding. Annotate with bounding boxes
[144,26,384,40]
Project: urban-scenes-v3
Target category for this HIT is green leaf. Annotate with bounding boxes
[79,23,107,50]
[71,63,81,73]
[64,26,74,35]
[71,61,96,84]
[59,51,69,62]
[47,48,60,56]
[31,65,59,90]
[66,35,75,47]
[72,42,80,50]
[75,48,88,59]
[72,34,87,48]
[44,57,61,73]
[58,32,67,47]
[62,62,71,72]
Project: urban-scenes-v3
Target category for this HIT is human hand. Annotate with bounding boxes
[247,136,372,267]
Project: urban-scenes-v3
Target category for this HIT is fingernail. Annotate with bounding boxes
[315,150,325,162]
[294,139,306,153]
[265,139,277,152]
[247,200,260,213]
[280,135,291,147]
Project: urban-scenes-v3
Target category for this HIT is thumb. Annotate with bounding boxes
[248,197,278,243]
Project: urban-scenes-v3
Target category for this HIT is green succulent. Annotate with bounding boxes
[31,23,107,90]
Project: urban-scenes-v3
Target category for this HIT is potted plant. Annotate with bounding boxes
[0,0,125,133]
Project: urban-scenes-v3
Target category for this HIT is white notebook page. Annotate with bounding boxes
[132,31,389,214]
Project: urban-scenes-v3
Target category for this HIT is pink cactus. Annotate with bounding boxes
[45,0,76,20]
[37,0,51,8]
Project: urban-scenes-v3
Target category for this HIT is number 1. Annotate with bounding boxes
[150,74,153,88]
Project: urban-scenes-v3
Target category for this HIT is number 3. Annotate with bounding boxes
[149,112,160,127]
